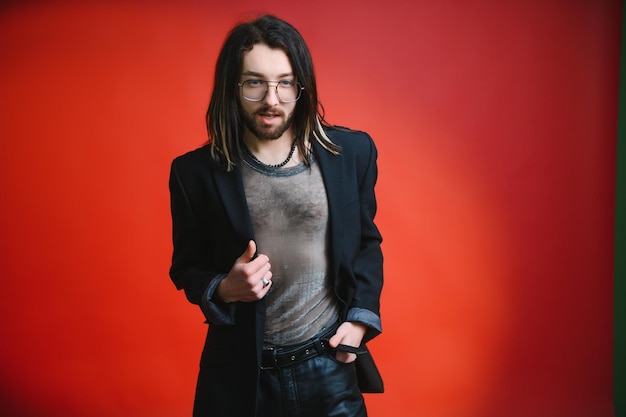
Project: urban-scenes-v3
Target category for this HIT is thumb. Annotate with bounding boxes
[237,240,257,263]
[328,331,343,349]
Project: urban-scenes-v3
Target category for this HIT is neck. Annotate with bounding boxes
[243,130,301,166]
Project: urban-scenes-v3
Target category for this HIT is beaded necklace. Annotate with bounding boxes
[243,139,297,169]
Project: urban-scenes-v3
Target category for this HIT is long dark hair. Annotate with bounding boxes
[206,15,339,169]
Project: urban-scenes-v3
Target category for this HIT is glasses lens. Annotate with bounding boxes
[241,80,265,101]
[277,81,299,102]
[241,81,302,102]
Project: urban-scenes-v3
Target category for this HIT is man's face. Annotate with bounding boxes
[239,43,297,141]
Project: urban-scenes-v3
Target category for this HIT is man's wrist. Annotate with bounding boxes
[216,277,234,303]
[348,321,367,338]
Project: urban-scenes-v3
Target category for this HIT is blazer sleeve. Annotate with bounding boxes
[350,132,384,342]
[169,157,237,325]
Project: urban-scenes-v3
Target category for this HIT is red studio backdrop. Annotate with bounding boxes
[0,1,620,416]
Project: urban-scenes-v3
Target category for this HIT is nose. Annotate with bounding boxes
[262,83,280,106]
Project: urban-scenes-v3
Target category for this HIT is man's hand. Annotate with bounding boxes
[217,240,272,303]
[329,321,367,363]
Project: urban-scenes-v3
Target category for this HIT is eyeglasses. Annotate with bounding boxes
[238,80,304,103]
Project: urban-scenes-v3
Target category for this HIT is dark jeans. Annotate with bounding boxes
[257,352,367,417]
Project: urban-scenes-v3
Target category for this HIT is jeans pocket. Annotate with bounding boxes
[325,350,358,367]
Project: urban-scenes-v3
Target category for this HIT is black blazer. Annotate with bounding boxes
[169,128,383,417]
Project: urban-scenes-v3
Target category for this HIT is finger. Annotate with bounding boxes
[260,270,273,288]
[335,351,357,363]
[237,240,256,264]
[328,332,343,349]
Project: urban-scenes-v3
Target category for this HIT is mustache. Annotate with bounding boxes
[254,106,284,116]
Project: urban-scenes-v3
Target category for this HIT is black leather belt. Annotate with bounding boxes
[261,325,338,370]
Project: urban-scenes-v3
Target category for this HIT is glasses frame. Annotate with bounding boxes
[238,80,304,103]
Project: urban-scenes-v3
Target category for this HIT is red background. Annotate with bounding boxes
[0,1,620,416]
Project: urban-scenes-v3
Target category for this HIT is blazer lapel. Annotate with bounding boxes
[312,140,344,277]
[215,161,266,348]
[212,162,255,243]
[212,160,265,353]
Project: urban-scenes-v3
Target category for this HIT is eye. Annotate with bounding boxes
[278,80,295,87]
[246,80,264,87]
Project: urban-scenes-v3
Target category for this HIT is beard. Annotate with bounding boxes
[241,106,295,140]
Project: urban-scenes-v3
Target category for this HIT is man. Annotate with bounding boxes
[169,15,383,417]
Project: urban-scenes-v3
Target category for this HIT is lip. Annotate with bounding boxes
[257,112,282,123]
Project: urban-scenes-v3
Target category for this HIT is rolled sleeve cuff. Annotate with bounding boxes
[199,274,237,326]
[347,307,382,343]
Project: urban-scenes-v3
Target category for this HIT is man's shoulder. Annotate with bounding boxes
[172,145,222,171]
[326,126,369,140]
[325,126,376,153]
[173,144,212,162]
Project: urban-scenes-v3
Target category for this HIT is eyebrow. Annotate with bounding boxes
[241,71,294,78]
